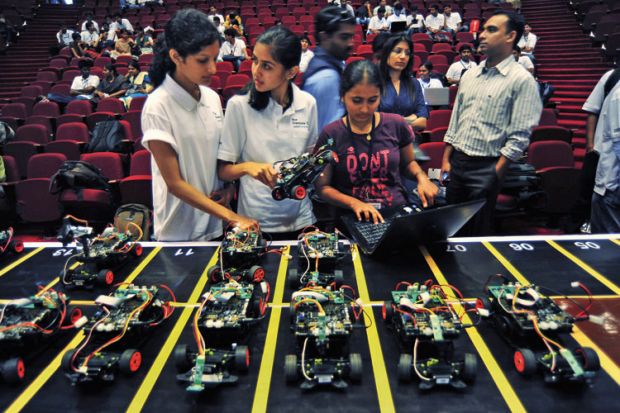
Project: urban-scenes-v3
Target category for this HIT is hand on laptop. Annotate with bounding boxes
[417,176,439,208]
[350,199,384,224]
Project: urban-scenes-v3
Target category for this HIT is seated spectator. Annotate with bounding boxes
[367,7,389,35]
[57,25,75,48]
[48,60,99,104]
[98,40,115,58]
[446,44,477,85]
[81,22,99,49]
[340,0,355,17]
[112,30,134,59]
[207,6,224,24]
[69,31,86,58]
[512,46,534,75]
[299,35,314,73]
[314,60,437,224]
[224,12,243,37]
[517,23,537,59]
[416,61,444,105]
[219,28,249,71]
[94,64,128,101]
[133,27,153,55]
[443,5,466,34]
[373,0,392,16]
[0,12,18,47]
[212,16,225,37]
[110,13,134,34]
[424,4,445,35]
[356,1,372,28]
[406,5,425,35]
[119,61,152,108]
[80,13,99,33]
[378,34,428,131]
[387,2,408,31]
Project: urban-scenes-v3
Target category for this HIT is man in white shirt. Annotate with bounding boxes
[373,0,393,16]
[425,4,445,34]
[219,28,249,71]
[81,22,99,47]
[207,6,224,25]
[57,25,74,47]
[110,13,134,34]
[299,36,314,73]
[512,46,534,74]
[517,23,537,58]
[80,14,99,32]
[367,7,389,35]
[212,16,225,37]
[406,5,425,34]
[443,5,463,34]
[446,45,477,84]
[70,63,100,101]
[387,2,407,31]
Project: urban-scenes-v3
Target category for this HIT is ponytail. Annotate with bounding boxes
[150,34,175,87]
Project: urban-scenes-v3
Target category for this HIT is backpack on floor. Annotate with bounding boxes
[114,203,151,241]
[49,160,111,199]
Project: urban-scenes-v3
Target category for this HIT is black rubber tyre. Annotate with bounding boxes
[289,301,296,324]
[1,357,25,384]
[397,353,413,382]
[382,301,393,323]
[174,344,192,373]
[272,187,285,201]
[234,345,250,372]
[287,269,299,289]
[333,270,344,288]
[462,353,477,383]
[251,295,263,317]
[349,353,363,382]
[119,349,142,374]
[284,354,298,383]
[207,266,221,282]
[576,347,601,372]
[97,269,114,286]
[249,265,265,283]
[61,350,77,373]
[514,348,537,377]
[476,296,492,312]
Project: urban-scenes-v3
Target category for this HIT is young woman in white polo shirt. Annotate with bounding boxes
[141,9,257,241]
[218,26,319,239]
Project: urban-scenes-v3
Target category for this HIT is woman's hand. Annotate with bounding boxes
[244,162,278,188]
[350,199,384,224]
[417,175,439,208]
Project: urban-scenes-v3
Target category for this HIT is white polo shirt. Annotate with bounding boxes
[218,84,318,233]
[424,13,445,31]
[446,59,477,81]
[141,74,224,241]
[444,12,461,31]
[70,74,100,99]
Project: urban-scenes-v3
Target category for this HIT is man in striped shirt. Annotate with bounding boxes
[441,11,542,235]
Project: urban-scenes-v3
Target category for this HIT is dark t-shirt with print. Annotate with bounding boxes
[316,113,414,208]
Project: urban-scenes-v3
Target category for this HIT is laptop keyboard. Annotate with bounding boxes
[353,218,394,247]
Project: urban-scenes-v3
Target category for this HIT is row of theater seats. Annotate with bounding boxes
[575,0,620,59]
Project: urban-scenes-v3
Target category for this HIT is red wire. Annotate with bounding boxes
[395,281,411,291]
[575,282,593,318]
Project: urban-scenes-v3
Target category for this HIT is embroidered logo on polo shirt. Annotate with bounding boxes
[291,117,309,129]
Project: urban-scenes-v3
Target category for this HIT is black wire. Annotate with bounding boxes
[537,285,590,317]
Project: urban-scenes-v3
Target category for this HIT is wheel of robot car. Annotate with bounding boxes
[174,344,192,373]
[249,265,265,283]
[462,353,477,383]
[207,266,222,283]
[120,349,142,374]
[1,357,25,384]
[251,295,263,317]
[381,301,393,323]
[272,187,285,201]
[10,240,24,254]
[397,353,413,382]
[349,353,363,382]
[234,345,250,372]
[284,354,298,383]
[131,243,143,257]
[97,269,115,286]
[496,315,515,338]
[61,349,77,372]
[333,270,344,288]
[575,347,601,372]
[475,296,491,312]
[292,185,306,200]
[287,269,299,289]
[513,348,537,376]
[289,301,297,324]
[69,307,83,325]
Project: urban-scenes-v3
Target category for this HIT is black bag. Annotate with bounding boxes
[114,203,151,241]
[87,120,126,153]
[499,162,547,211]
[0,121,15,145]
[49,160,111,196]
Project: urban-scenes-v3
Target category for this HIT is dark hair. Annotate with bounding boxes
[377,6,386,14]
[72,32,81,40]
[378,34,416,101]
[492,10,525,48]
[224,28,237,37]
[430,4,439,10]
[513,45,522,53]
[420,61,433,71]
[128,60,140,71]
[371,32,391,54]
[213,16,220,23]
[314,5,356,45]
[150,9,221,87]
[458,44,473,53]
[241,26,301,111]
[300,35,312,45]
[103,63,118,76]
[340,59,383,98]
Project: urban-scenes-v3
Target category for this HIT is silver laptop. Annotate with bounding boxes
[424,87,450,106]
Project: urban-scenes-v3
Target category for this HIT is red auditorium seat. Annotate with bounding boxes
[33,101,60,118]
[3,124,50,179]
[15,153,67,224]
[419,142,445,171]
[20,85,43,99]
[45,122,89,160]
[65,100,93,116]
[121,111,143,143]
[538,108,558,126]
[530,126,572,144]
[25,116,54,135]
[128,96,147,112]
[429,126,449,143]
[120,150,153,208]
[2,155,20,184]
[426,109,452,130]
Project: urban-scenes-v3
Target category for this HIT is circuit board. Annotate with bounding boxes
[220,227,266,269]
[82,228,137,260]
[291,289,353,344]
[487,283,575,334]
[199,281,262,330]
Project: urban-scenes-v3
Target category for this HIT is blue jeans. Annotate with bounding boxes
[591,189,620,233]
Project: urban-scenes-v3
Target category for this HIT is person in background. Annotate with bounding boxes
[441,11,542,236]
[224,12,243,37]
[57,25,75,48]
[120,60,152,108]
[212,16,225,37]
[110,13,134,34]
[207,6,224,25]
[424,4,445,35]
[70,60,100,101]
[69,31,86,58]
[373,0,393,16]
[443,4,464,34]
[446,44,477,85]
[80,13,99,32]
[314,60,437,224]
[134,27,154,54]
[387,2,408,31]
[303,6,356,132]
[299,35,314,73]
[378,34,428,131]
[143,9,256,241]
[416,61,444,104]
[512,45,534,75]
[219,28,250,71]
[81,22,99,48]
[112,29,134,58]
[406,5,425,35]
[356,1,372,29]
[94,64,128,102]
[367,6,389,35]
[517,23,536,60]
[218,26,319,239]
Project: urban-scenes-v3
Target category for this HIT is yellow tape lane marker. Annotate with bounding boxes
[0,247,44,278]
[251,246,290,413]
[5,246,161,413]
[126,248,221,412]
[610,239,620,248]
[483,243,620,388]
[547,240,620,295]
[351,245,395,413]
[420,245,526,413]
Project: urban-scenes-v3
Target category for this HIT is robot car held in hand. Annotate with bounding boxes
[57,216,143,289]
